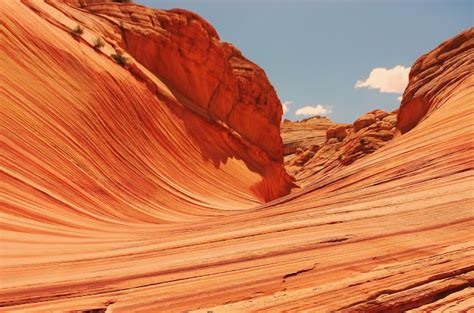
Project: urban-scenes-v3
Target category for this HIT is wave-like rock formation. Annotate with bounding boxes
[1,0,473,311]
[1,0,293,223]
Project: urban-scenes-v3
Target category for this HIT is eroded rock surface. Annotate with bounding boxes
[281,116,336,156]
[1,1,473,312]
[78,0,285,161]
[1,0,293,220]
[397,28,473,134]
[285,109,398,186]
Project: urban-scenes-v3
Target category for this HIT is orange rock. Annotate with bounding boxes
[326,124,351,141]
[354,112,376,131]
[373,109,389,120]
[78,2,284,161]
[1,0,293,218]
[285,110,397,183]
[308,144,321,152]
[397,28,473,134]
[1,1,473,312]
[281,116,336,155]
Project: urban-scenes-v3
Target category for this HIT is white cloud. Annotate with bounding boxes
[282,100,292,114]
[295,105,332,116]
[355,65,410,93]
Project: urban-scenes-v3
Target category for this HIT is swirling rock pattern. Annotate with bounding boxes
[1,0,293,222]
[1,1,473,312]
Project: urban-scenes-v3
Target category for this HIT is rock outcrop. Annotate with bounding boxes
[283,28,473,187]
[397,28,473,134]
[1,0,293,221]
[77,0,284,161]
[281,116,336,157]
[285,109,398,186]
[1,1,473,311]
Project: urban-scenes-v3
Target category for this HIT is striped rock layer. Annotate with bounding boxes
[1,0,473,311]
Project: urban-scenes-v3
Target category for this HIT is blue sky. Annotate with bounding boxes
[137,0,472,123]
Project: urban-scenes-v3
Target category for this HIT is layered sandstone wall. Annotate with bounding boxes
[283,109,397,186]
[281,116,336,156]
[283,29,473,187]
[397,28,473,133]
[76,1,285,161]
[1,1,473,311]
[1,0,293,223]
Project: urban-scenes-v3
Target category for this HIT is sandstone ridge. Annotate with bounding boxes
[284,109,398,186]
[1,1,473,311]
[281,116,336,156]
[2,0,293,223]
[397,28,473,133]
[80,0,285,161]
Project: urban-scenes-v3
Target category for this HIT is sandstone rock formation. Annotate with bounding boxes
[397,28,473,134]
[1,1,473,311]
[80,0,284,161]
[281,116,336,156]
[1,0,293,218]
[285,109,398,186]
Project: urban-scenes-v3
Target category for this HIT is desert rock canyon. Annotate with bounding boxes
[1,0,473,312]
